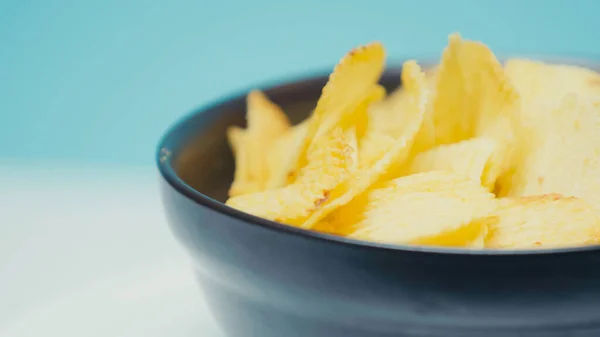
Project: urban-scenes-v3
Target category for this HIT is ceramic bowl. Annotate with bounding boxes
[157,63,600,337]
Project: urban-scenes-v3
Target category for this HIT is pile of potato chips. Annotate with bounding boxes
[224,33,600,249]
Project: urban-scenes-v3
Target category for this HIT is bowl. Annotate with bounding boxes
[157,62,600,337]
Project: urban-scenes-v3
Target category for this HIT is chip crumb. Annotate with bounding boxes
[314,191,330,208]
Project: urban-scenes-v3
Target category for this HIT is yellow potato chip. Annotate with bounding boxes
[428,33,520,144]
[505,58,600,119]
[301,60,428,229]
[406,138,497,186]
[264,121,309,189]
[366,78,424,140]
[497,94,600,210]
[358,133,396,169]
[342,84,386,139]
[245,91,291,187]
[318,186,371,236]
[246,90,291,137]
[226,128,356,226]
[414,220,487,248]
[343,171,495,247]
[285,42,386,185]
[344,127,359,169]
[227,126,245,156]
[227,127,263,196]
[484,194,600,249]
[380,64,437,154]
[311,219,339,236]
[227,91,291,196]
[355,79,420,169]
[498,59,600,199]
[411,34,520,188]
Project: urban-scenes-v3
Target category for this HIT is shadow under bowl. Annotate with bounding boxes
[157,63,600,337]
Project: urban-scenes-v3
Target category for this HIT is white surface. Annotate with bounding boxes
[0,164,223,337]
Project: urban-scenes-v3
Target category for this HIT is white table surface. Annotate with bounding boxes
[0,163,223,337]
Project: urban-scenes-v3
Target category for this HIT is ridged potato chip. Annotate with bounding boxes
[285,42,386,185]
[484,194,600,249]
[414,221,487,248]
[226,126,245,155]
[412,34,520,189]
[406,138,497,186]
[358,133,396,169]
[498,60,600,201]
[356,76,424,169]
[505,58,600,119]
[271,86,383,187]
[226,128,356,226]
[301,61,429,229]
[344,171,495,247]
[246,90,291,137]
[227,127,262,196]
[497,94,600,209]
[227,91,291,196]
[427,33,520,144]
[264,121,309,189]
[342,84,386,140]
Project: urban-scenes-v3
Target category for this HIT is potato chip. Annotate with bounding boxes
[505,58,600,119]
[321,173,489,250]
[227,127,263,196]
[311,218,340,236]
[227,127,265,196]
[410,34,520,188]
[226,126,245,155]
[414,220,487,248]
[245,91,291,186]
[342,171,495,247]
[285,42,386,185]
[358,133,396,168]
[226,127,356,226]
[301,61,428,229]
[498,59,600,200]
[268,86,383,187]
[246,90,291,137]
[264,121,309,189]
[497,94,600,209]
[227,91,291,196]
[427,33,520,144]
[342,84,386,140]
[406,138,497,186]
[384,65,437,154]
[355,79,422,169]
[484,194,600,249]
[366,74,425,140]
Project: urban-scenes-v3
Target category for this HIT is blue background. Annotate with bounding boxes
[1,0,599,166]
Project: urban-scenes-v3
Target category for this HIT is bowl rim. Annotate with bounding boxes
[157,56,600,256]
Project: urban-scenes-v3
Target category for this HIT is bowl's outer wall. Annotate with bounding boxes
[159,68,600,337]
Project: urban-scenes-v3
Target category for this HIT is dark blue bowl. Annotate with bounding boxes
[157,66,600,337]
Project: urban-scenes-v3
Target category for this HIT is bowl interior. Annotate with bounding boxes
[165,69,402,203]
[157,58,600,255]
